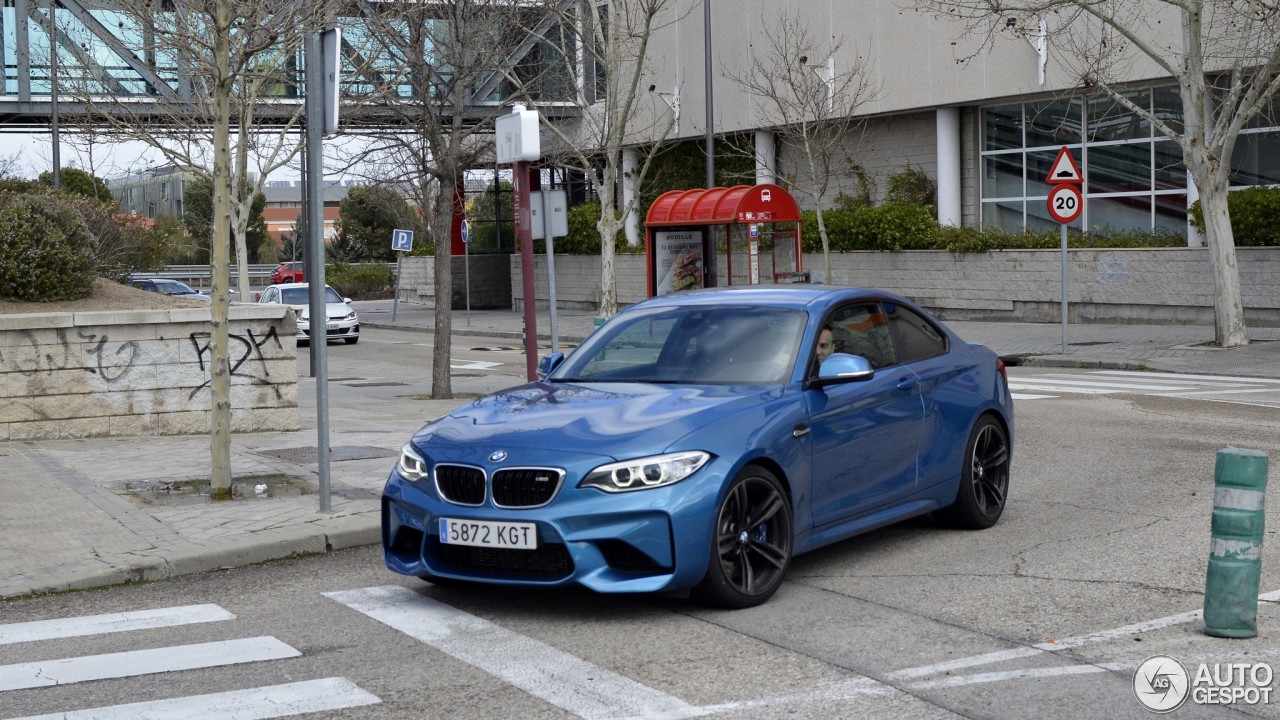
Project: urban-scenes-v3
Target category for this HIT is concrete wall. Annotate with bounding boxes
[508,248,1280,327]
[0,305,299,441]
[400,255,511,309]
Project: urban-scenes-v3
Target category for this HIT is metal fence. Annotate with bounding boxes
[134,264,397,291]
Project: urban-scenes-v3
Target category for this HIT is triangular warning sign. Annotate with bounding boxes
[1046,146,1082,184]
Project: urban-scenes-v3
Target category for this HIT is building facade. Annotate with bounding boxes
[636,2,1278,244]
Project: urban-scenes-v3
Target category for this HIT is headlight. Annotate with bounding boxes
[397,443,429,482]
[344,311,357,321]
[579,451,710,493]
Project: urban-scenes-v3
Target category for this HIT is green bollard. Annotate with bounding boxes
[1204,447,1269,638]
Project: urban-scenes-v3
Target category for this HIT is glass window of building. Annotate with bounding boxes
[980,84,1280,238]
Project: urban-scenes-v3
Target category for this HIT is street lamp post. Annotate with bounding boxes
[703,0,713,188]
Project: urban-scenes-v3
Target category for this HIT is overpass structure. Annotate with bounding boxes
[0,0,582,130]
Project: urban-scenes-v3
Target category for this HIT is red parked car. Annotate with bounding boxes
[270,261,304,284]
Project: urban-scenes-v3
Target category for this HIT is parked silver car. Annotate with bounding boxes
[257,282,359,345]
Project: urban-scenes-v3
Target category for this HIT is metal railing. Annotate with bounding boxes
[134,264,398,292]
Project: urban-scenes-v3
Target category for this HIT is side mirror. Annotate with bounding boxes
[811,353,874,388]
[344,298,354,304]
[537,352,566,380]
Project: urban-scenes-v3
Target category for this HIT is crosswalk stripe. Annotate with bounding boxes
[1011,392,1055,400]
[1006,383,1117,394]
[1010,377,1190,391]
[1090,370,1280,385]
[326,585,703,720]
[0,637,300,692]
[1155,387,1280,398]
[0,604,234,646]
[8,677,381,720]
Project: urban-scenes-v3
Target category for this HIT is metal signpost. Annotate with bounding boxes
[531,189,569,353]
[391,228,413,322]
[1045,146,1083,354]
[461,219,471,327]
[495,104,541,380]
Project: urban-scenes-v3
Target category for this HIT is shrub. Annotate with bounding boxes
[535,202,645,255]
[885,166,936,209]
[1189,186,1280,246]
[0,192,97,301]
[326,261,394,300]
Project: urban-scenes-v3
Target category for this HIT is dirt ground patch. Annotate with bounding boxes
[0,278,211,315]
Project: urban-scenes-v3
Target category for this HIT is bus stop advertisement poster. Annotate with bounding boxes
[655,230,704,295]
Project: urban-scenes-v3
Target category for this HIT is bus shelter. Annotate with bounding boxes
[644,183,805,297]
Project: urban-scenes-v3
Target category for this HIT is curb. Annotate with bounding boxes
[362,320,591,345]
[0,514,382,600]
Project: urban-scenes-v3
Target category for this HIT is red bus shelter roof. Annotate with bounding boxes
[645,183,801,226]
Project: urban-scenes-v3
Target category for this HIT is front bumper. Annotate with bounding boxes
[381,459,727,594]
[297,318,359,341]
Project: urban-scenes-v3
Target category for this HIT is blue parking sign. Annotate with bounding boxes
[392,228,414,252]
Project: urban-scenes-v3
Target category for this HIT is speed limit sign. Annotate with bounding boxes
[1047,184,1082,224]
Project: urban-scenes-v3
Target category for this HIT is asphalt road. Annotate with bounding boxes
[3,327,1279,719]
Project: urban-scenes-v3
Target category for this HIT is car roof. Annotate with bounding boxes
[631,285,911,312]
[266,282,335,292]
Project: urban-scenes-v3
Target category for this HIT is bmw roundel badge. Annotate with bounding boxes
[489,450,508,463]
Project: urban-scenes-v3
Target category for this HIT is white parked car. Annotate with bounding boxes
[258,282,359,345]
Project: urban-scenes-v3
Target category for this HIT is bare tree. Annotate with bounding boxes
[722,12,876,284]
[0,151,24,179]
[58,0,327,498]
[61,0,322,302]
[915,0,1280,347]
[334,0,529,399]
[509,0,684,317]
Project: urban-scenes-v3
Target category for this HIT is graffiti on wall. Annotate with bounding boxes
[188,326,284,400]
[0,327,140,381]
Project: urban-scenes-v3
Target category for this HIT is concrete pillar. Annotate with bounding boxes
[936,107,962,227]
[754,130,776,185]
[623,147,640,246]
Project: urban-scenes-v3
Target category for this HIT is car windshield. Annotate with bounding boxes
[281,287,341,305]
[160,281,196,295]
[550,305,807,385]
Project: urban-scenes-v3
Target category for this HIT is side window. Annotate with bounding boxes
[883,303,946,364]
[823,302,898,370]
[262,288,277,303]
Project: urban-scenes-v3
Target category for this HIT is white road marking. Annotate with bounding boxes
[0,604,234,646]
[908,662,1129,690]
[1011,392,1055,400]
[1155,387,1280,398]
[326,585,704,720]
[1091,370,1280,385]
[888,589,1280,683]
[1011,377,1189,391]
[451,360,503,370]
[0,637,300,692]
[9,677,381,720]
[1006,383,1118,395]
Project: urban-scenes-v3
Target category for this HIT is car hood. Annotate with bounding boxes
[287,302,351,318]
[413,381,778,457]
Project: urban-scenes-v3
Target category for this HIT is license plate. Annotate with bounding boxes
[327,322,339,330]
[439,518,537,549]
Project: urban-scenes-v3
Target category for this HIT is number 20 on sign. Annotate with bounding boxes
[1047,184,1082,224]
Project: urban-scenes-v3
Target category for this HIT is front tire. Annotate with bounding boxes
[936,414,1010,529]
[344,336,359,345]
[693,466,792,608]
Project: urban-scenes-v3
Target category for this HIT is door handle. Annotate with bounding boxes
[896,377,917,391]
[793,422,810,438]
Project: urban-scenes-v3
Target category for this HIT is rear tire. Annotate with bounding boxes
[692,466,792,608]
[936,414,1010,529]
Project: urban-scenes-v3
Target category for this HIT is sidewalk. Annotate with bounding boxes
[3,299,1278,600]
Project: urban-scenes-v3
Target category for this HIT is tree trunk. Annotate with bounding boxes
[815,206,832,284]
[208,0,234,500]
[1199,182,1249,347]
[597,210,619,317]
[430,175,454,399]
